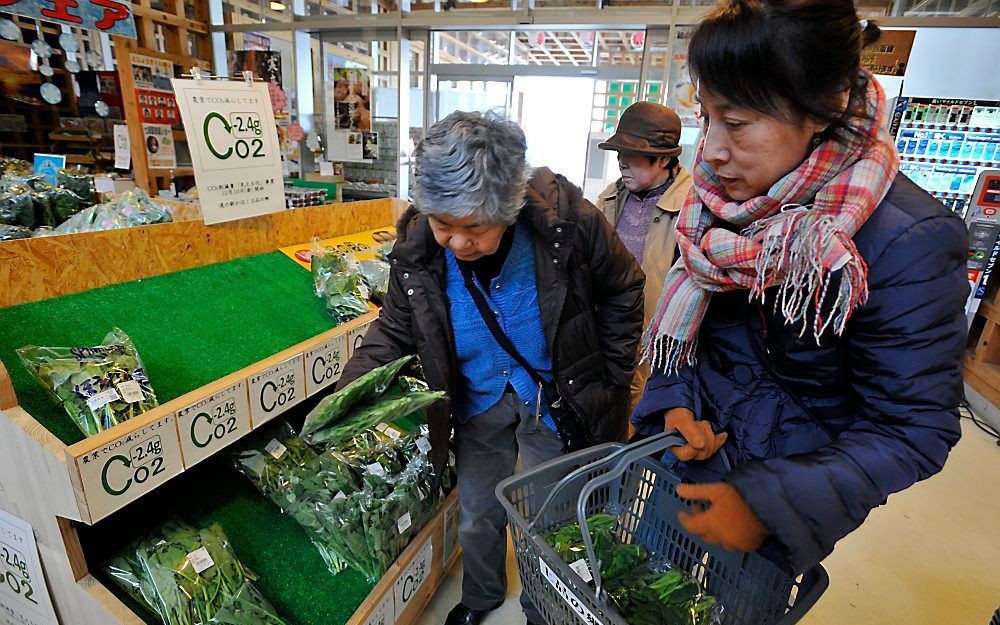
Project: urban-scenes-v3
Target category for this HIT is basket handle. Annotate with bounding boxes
[574,430,687,601]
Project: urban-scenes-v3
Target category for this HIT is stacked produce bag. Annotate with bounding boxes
[17,328,159,438]
[233,356,451,582]
[310,238,392,323]
[104,520,291,625]
[545,513,723,625]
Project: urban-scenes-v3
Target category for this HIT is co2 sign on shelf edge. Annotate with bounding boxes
[304,333,349,397]
[248,355,306,427]
[394,538,433,621]
[348,321,373,357]
[0,509,58,625]
[74,414,183,522]
[176,381,252,468]
[171,78,284,225]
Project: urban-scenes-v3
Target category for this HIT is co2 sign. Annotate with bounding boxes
[304,334,349,397]
[177,381,252,468]
[203,112,266,161]
[249,355,305,427]
[74,414,184,521]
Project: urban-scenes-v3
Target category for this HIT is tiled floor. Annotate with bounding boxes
[416,419,1000,625]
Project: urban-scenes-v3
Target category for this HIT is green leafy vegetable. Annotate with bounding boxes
[311,239,371,325]
[16,327,159,437]
[0,191,35,228]
[208,583,291,625]
[0,224,33,241]
[57,169,96,205]
[304,391,443,446]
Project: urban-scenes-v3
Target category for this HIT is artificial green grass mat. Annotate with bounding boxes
[81,418,377,625]
[0,251,336,446]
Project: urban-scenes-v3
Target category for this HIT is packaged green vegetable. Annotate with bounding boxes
[48,189,172,235]
[304,390,443,446]
[138,523,256,625]
[355,258,390,304]
[300,356,413,438]
[57,169,95,205]
[311,238,371,325]
[208,583,292,625]
[0,191,35,227]
[0,224,33,241]
[16,328,159,438]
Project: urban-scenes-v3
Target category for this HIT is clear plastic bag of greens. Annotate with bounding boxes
[0,190,35,228]
[311,238,371,325]
[305,390,443,447]
[0,224,33,241]
[355,257,390,304]
[52,189,171,234]
[208,582,292,625]
[57,169,95,205]
[103,518,201,619]
[300,356,413,439]
[16,328,159,438]
[137,523,259,625]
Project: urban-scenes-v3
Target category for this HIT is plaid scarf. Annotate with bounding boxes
[645,72,899,373]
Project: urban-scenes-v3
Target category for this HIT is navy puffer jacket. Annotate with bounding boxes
[633,175,968,574]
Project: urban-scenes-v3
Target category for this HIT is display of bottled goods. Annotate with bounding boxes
[284,189,327,208]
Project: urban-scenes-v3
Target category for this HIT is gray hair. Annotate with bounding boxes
[411,110,530,226]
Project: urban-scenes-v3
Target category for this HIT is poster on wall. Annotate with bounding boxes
[0,42,42,105]
[228,50,288,118]
[667,28,698,127]
[0,0,136,38]
[131,54,178,125]
[327,129,364,162]
[0,509,59,625]
[861,30,916,77]
[362,132,379,160]
[329,67,372,132]
[172,77,285,224]
[143,123,176,169]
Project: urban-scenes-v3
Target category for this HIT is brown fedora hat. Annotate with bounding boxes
[599,101,683,157]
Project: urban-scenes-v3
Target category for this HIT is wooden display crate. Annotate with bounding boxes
[0,198,462,625]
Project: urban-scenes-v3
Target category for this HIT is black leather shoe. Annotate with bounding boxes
[444,602,500,625]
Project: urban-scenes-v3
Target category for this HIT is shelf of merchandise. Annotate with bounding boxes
[0,197,462,625]
[900,156,999,168]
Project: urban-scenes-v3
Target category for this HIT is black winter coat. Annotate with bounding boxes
[339,167,646,476]
[634,175,969,574]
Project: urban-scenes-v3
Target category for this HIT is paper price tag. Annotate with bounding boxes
[176,381,252,469]
[304,333,348,397]
[376,422,401,440]
[570,559,594,583]
[366,462,387,478]
[116,380,146,403]
[187,547,215,574]
[74,414,183,521]
[265,439,287,459]
[396,512,412,534]
[249,355,305,427]
[87,388,120,411]
[416,437,432,454]
[334,491,347,501]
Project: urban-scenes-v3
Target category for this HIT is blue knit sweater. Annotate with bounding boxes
[444,223,557,430]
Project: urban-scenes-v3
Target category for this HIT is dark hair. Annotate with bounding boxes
[643,155,680,170]
[689,0,881,137]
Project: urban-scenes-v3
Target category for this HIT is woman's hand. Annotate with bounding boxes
[676,483,768,551]
[664,407,728,461]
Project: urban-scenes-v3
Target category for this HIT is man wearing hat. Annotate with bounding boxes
[595,101,692,408]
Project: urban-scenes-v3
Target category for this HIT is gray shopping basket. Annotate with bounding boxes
[496,431,829,625]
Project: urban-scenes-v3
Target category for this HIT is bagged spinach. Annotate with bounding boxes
[137,523,286,625]
[356,258,390,304]
[208,583,291,625]
[0,191,34,227]
[0,224,33,241]
[300,356,413,438]
[57,169,95,205]
[304,391,443,447]
[50,189,171,235]
[311,238,371,325]
[16,328,159,438]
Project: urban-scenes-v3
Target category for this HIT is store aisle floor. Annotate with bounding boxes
[417,419,999,625]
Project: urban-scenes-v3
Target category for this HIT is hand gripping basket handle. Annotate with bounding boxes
[529,431,687,602]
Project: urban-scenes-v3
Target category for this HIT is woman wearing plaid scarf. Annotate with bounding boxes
[632,0,968,574]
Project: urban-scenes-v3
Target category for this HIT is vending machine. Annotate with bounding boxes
[964,168,1000,323]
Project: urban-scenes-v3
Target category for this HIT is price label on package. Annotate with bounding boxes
[176,381,252,468]
[248,355,305,427]
[0,510,58,625]
[73,414,183,521]
[304,333,349,397]
[347,321,373,357]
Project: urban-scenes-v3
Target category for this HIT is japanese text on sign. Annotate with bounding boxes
[0,0,137,38]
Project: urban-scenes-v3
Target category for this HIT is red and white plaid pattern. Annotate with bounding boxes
[644,72,900,373]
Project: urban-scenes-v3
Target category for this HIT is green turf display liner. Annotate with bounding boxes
[0,252,336,446]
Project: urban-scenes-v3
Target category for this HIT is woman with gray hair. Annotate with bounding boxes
[338,110,644,625]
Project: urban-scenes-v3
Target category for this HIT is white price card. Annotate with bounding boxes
[363,593,395,625]
[347,321,373,357]
[394,538,433,620]
[113,124,131,170]
[570,559,594,583]
[265,439,287,459]
[187,547,215,574]
[86,388,120,411]
[304,333,349,397]
[72,414,183,522]
[248,355,305,427]
[415,437,432,454]
[0,509,58,625]
[396,512,412,534]
[176,381,252,469]
[117,380,145,403]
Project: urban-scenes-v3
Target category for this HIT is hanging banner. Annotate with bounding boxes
[0,509,59,625]
[0,0,137,38]
[172,77,285,225]
[143,123,176,169]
